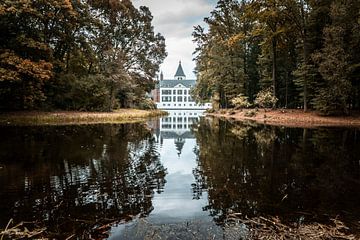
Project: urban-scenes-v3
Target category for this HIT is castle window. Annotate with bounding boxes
[162,90,171,95]
[173,90,176,94]
[162,96,171,102]
[177,96,182,102]
[177,90,182,94]
[184,90,187,94]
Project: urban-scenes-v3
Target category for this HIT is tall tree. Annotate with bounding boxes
[248,0,288,100]
[0,0,166,111]
[193,0,252,107]
[312,1,354,115]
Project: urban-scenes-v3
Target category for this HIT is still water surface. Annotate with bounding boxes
[0,110,359,239]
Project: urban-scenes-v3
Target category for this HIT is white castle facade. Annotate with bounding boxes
[153,61,212,110]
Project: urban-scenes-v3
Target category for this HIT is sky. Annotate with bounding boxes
[133,0,217,79]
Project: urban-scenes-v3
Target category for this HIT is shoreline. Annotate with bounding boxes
[0,109,167,126]
[207,109,360,128]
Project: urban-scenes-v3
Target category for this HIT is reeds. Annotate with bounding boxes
[225,214,357,240]
[0,109,167,126]
[0,219,46,239]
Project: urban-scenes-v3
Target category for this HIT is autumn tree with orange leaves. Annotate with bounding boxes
[0,0,166,110]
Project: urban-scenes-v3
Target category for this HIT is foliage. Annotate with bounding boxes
[0,0,166,111]
[230,94,251,109]
[254,89,278,108]
[244,109,257,117]
[193,0,360,115]
[311,2,352,115]
[192,0,248,108]
[137,98,157,110]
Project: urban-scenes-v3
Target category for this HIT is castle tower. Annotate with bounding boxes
[174,61,186,80]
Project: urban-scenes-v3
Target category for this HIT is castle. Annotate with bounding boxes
[152,61,211,110]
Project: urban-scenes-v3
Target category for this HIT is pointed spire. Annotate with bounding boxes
[174,60,186,79]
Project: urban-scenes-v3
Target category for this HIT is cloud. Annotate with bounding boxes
[133,0,216,79]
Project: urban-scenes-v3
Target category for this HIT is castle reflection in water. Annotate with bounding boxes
[149,110,205,156]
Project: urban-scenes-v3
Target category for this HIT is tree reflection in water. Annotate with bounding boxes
[0,124,166,238]
[192,118,360,231]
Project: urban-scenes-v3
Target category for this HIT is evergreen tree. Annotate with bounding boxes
[312,2,353,115]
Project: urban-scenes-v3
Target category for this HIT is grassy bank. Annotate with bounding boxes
[0,109,167,126]
[208,109,360,128]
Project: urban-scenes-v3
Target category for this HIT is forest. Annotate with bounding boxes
[193,0,360,115]
[0,0,166,111]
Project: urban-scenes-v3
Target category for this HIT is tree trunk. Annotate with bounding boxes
[108,81,114,112]
[285,70,289,108]
[272,37,277,99]
[301,0,309,112]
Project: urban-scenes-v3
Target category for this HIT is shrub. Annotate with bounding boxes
[206,108,216,113]
[220,109,227,114]
[138,98,157,110]
[254,89,278,108]
[231,94,251,109]
[244,109,257,117]
[50,74,111,111]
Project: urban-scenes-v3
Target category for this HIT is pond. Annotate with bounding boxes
[0,110,359,239]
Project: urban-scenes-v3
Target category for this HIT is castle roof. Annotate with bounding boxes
[158,79,196,88]
[174,61,186,77]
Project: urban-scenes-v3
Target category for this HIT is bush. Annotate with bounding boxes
[138,98,157,110]
[49,74,112,111]
[206,108,216,113]
[254,89,278,108]
[244,109,257,117]
[231,94,251,109]
[220,109,227,114]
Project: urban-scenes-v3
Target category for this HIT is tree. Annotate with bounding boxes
[311,2,352,115]
[86,0,167,109]
[0,0,166,111]
[248,0,289,99]
[193,0,251,108]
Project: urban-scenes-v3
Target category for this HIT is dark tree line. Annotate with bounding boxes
[193,0,360,115]
[0,0,166,111]
[192,118,360,226]
[0,123,166,238]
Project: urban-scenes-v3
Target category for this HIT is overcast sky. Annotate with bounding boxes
[133,0,217,79]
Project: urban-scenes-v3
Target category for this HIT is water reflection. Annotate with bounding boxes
[1,114,360,238]
[192,117,360,230]
[147,110,208,222]
[151,109,202,156]
[108,110,220,239]
[0,124,166,238]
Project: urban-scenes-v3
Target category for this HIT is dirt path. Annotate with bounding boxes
[208,109,360,128]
